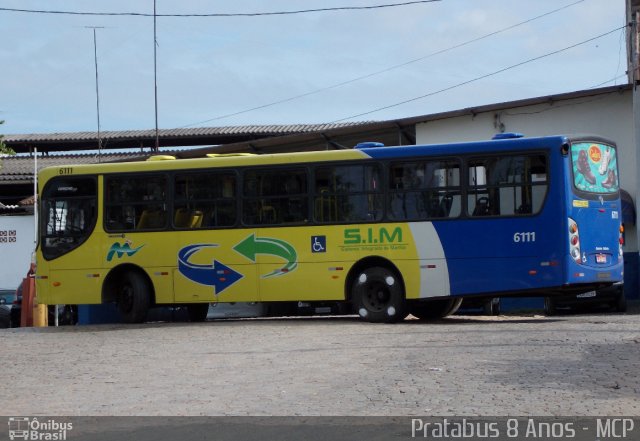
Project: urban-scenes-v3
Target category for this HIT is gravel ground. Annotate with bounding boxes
[1,306,639,417]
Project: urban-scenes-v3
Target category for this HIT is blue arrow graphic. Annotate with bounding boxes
[178,244,243,295]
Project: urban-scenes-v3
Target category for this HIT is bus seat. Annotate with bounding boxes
[189,210,204,228]
[137,209,165,229]
[174,208,191,228]
[472,197,490,216]
[439,194,453,217]
[315,189,336,222]
[259,202,276,224]
[517,203,532,214]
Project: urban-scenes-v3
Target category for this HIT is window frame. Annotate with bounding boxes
[387,157,462,221]
[104,172,169,232]
[241,166,310,227]
[312,161,385,224]
[97,150,550,235]
[40,175,98,260]
[464,152,549,218]
[173,169,239,229]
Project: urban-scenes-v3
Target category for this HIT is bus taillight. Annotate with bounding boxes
[569,218,581,264]
[619,224,624,256]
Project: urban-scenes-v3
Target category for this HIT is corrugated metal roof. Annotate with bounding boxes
[0,151,148,183]
[4,122,367,145]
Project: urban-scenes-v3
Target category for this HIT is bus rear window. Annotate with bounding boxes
[571,142,618,194]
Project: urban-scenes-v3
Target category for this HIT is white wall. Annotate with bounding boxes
[415,88,637,251]
[0,214,35,290]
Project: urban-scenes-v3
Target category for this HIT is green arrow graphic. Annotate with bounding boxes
[234,233,298,278]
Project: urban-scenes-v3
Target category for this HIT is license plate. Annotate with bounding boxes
[595,254,607,264]
[577,291,596,298]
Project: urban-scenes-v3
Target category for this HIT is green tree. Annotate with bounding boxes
[0,120,15,155]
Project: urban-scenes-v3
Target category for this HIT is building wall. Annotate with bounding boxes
[0,214,35,290]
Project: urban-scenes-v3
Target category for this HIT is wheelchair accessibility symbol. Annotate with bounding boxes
[311,235,326,253]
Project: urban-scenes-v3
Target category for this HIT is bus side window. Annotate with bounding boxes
[105,175,168,232]
[174,172,237,229]
[389,160,460,221]
[467,154,548,218]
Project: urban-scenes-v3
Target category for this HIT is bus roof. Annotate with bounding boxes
[37,134,613,181]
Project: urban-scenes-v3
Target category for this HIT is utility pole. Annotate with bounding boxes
[153,0,159,152]
[86,26,104,161]
[627,0,640,299]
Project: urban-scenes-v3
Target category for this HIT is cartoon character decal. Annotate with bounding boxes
[572,143,618,193]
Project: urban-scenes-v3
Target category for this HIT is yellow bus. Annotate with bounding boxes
[35,135,623,323]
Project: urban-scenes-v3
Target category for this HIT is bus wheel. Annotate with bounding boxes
[117,271,150,324]
[187,303,209,322]
[409,298,461,320]
[543,297,556,316]
[351,266,406,323]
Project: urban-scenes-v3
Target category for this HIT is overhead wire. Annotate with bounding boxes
[181,0,585,127]
[589,74,628,89]
[1,0,622,130]
[0,1,441,17]
[331,26,627,122]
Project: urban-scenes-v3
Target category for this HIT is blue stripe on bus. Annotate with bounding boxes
[359,136,568,160]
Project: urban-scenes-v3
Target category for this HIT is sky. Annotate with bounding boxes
[0,0,629,136]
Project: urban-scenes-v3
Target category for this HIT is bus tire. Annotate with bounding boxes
[187,303,209,322]
[543,297,556,316]
[351,266,406,323]
[483,298,500,316]
[409,298,461,320]
[117,271,150,324]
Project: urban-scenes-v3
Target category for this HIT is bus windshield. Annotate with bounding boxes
[571,142,618,194]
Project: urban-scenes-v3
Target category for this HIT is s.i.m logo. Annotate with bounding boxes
[340,226,406,251]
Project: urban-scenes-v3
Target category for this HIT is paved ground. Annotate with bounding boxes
[1,307,639,417]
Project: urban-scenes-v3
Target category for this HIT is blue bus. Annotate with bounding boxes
[36,133,623,323]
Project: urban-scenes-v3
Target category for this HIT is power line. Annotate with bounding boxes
[589,74,628,89]
[0,1,441,18]
[181,0,584,127]
[332,26,627,122]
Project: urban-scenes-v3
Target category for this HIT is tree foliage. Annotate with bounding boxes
[0,120,15,155]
